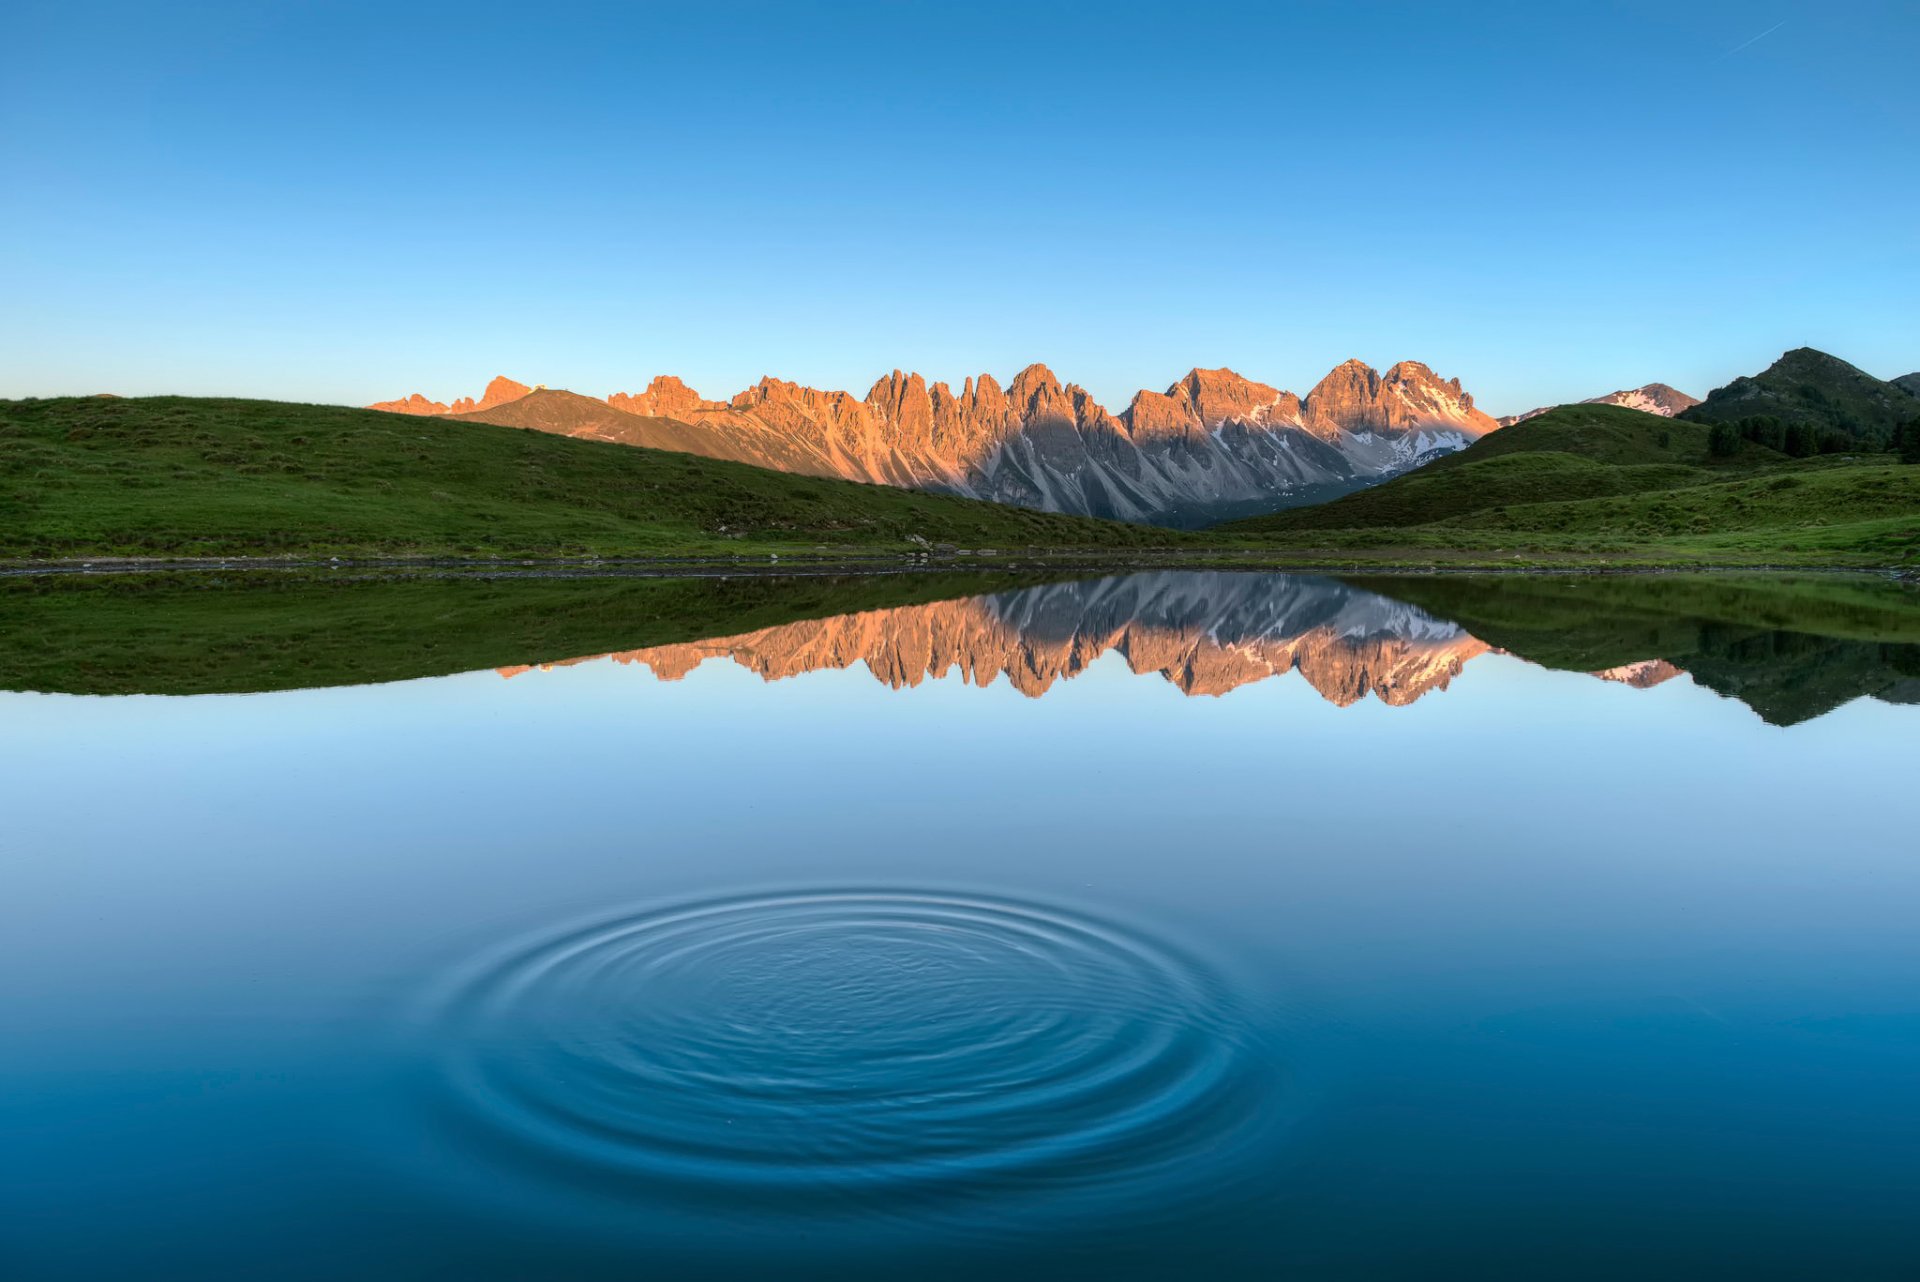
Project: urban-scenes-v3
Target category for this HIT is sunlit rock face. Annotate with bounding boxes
[370,359,1500,524]
[447,376,531,416]
[1591,659,1686,689]
[369,375,529,417]
[498,573,1494,705]
[365,391,450,416]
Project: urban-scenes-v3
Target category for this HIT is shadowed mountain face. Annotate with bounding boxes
[499,573,1491,703]
[1678,347,1920,440]
[372,361,1499,526]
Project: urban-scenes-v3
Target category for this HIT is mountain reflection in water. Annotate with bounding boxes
[500,573,1488,704]
[4,569,1916,724]
[494,571,1920,724]
[5,567,1920,1281]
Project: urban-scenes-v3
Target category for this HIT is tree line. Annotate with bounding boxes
[1707,414,1920,463]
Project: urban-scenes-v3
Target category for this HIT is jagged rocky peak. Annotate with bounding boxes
[1301,358,1495,437]
[366,391,450,416]
[1300,358,1381,436]
[1007,362,1062,404]
[460,376,529,410]
[865,369,935,442]
[607,375,726,420]
[998,364,1075,427]
[369,375,529,417]
[1181,367,1298,424]
[1123,368,1301,440]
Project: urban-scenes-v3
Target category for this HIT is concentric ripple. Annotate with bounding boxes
[418,890,1273,1218]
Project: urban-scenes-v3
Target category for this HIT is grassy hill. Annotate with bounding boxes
[1449,402,1728,467]
[1223,451,1702,532]
[455,388,847,478]
[1217,403,1920,567]
[1224,405,1770,534]
[5,392,1913,570]
[1678,347,1920,442]
[0,396,1175,560]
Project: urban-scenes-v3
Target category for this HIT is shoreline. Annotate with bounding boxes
[2,551,1912,582]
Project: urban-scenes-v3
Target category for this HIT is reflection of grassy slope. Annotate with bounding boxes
[1222,404,1920,568]
[1238,453,1705,531]
[0,571,1068,696]
[1352,573,1920,724]
[1677,629,1920,726]
[0,396,1172,559]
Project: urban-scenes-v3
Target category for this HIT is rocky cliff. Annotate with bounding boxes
[370,375,529,418]
[373,359,1499,525]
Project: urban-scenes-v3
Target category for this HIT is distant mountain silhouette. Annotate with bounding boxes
[1680,347,1920,440]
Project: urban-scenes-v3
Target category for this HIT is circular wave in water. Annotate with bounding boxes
[420,890,1273,1220]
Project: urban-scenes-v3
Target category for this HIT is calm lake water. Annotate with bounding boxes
[3,570,1918,1279]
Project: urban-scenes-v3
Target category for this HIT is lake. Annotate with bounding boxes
[2,569,1917,1279]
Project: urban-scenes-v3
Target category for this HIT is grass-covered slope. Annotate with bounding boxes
[1679,347,1920,441]
[1236,452,1703,532]
[1440,402,1730,467]
[1225,405,1753,533]
[1216,403,1920,567]
[0,396,1175,560]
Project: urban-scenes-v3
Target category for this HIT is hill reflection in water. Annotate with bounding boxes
[5,568,1916,724]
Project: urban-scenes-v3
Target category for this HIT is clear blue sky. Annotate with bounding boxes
[4,0,1915,416]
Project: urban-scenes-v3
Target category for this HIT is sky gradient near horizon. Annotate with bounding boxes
[3,0,1916,416]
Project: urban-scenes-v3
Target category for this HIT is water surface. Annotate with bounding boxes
[2,570,1917,1279]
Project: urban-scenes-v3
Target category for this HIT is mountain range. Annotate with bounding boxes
[372,360,1499,526]
[367,347,1915,532]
